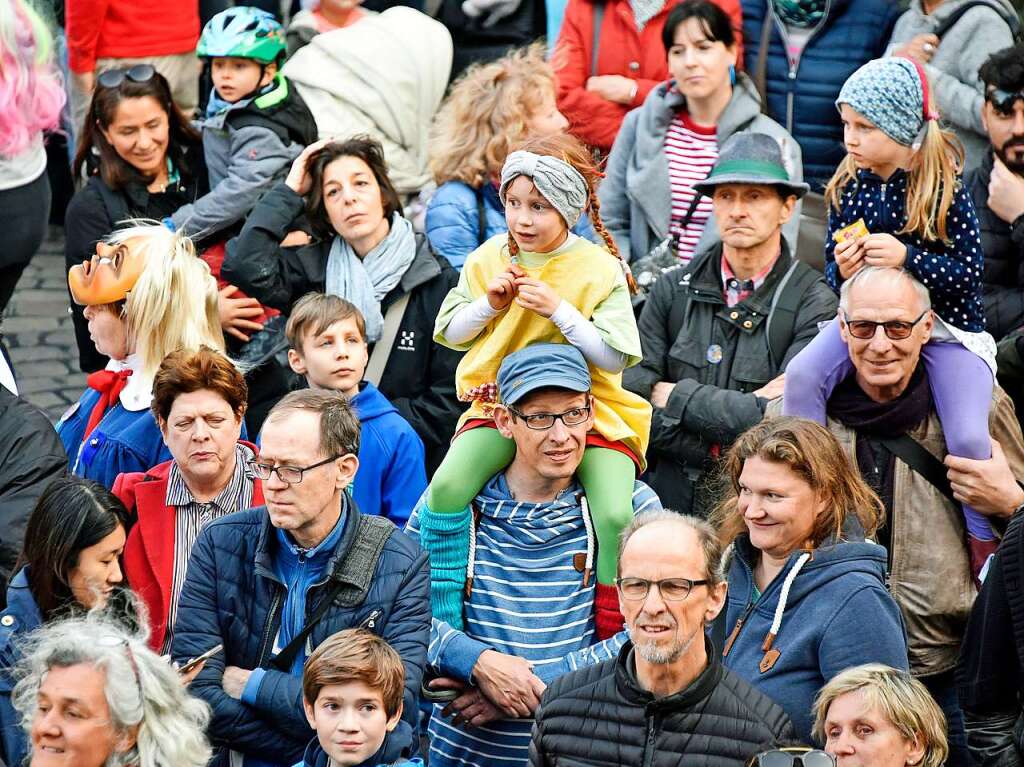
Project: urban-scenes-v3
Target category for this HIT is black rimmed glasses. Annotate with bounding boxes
[755,749,836,767]
[615,577,709,602]
[97,64,157,89]
[506,405,591,430]
[987,87,1024,115]
[247,455,342,484]
[841,310,929,341]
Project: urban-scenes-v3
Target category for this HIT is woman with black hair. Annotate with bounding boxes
[0,475,132,767]
[223,136,462,473]
[64,67,211,373]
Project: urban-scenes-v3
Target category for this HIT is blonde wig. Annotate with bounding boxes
[429,42,559,187]
[813,664,948,767]
[106,223,224,378]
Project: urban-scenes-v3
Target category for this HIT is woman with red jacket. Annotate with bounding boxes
[553,0,743,153]
[114,347,263,652]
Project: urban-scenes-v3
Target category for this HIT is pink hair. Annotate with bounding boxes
[0,0,65,157]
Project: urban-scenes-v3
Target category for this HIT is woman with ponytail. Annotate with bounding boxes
[781,57,997,583]
[0,0,63,323]
[58,223,226,489]
[426,133,653,639]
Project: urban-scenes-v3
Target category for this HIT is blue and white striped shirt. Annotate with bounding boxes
[406,474,661,767]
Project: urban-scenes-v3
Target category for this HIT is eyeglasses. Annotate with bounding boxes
[755,749,836,767]
[841,310,929,340]
[97,64,157,89]
[506,405,591,430]
[615,577,709,602]
[247,455,342,484]
[986,87,1024,115]
[97,635,142,698]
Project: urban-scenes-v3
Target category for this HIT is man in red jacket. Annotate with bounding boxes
[553,0,742,153]
[66,0,201,138]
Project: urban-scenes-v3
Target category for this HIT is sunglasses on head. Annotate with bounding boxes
[97,64,157,89]
[987,87,1024,115]
[755,748,836,767]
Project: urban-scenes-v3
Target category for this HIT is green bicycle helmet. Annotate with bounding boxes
[197,7,286,64]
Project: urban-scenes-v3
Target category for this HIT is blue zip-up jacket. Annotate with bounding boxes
[721,534,909,742]
[0,569,43,767]
[425,181,599,270]
[405,474,662,767]
[351,382,427,528]
[171,497,430,767]
[824,168,986,332]
[294,737,425,767]
[741,0,900,191]
[57,390,171,490]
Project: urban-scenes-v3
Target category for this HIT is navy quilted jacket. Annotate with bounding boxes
[741,0,900,191]
[171,500,430,767]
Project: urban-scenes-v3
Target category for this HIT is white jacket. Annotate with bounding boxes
[283,7,453,194]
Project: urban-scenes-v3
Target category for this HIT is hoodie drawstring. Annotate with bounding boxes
[580,496,595,586]
[759,551,812,673]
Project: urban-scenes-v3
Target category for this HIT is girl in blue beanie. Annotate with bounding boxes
[782,56,996,584]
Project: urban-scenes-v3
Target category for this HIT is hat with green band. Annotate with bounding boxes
[692,132,809,199]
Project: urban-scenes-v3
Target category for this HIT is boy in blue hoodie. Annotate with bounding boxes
[286,293,427,526]
[296,628,423,767]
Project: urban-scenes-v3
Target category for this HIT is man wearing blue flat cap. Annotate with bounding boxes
[406,343,662,767]
[625,132,837,514]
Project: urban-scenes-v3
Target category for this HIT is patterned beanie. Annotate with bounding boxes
[836,57,937,147]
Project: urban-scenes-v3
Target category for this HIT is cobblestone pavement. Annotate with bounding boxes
[3,226,88,423]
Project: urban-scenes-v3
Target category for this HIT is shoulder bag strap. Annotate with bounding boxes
[591,0,605,78]
[365,292,412,386]
[271,515,395,671]
[754,1,774,115]
[765,261,817,370]
[876,434,958,505]
[933,1,1019,40]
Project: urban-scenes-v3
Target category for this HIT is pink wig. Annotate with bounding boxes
[0,0,65,158]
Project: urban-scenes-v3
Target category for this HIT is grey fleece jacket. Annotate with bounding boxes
[598,73,803,263]
[169,96,303,239]
[886,0,1016,172]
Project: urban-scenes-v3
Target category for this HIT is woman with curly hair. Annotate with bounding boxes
[425,44,595,271]
[0,0,63,324]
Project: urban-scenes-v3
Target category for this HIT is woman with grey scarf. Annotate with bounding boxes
[222,136,463,474]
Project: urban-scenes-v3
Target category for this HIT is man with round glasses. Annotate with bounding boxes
[406,343,662,767]
[767,265,1024,761]
[530,510,795,766]
[171,388,430,767]
[966,43,1024,341]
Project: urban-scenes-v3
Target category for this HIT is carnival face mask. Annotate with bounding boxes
[68,238,148,306]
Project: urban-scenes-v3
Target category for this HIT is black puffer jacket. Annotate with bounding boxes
[529,639,795,767]
[623,243,836,514]
[223,182,462,473]
[967,151,1024,341]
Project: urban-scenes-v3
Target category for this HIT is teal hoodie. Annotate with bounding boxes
[721,535,909,742]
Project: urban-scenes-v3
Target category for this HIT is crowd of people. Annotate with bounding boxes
[0,0,1023,764]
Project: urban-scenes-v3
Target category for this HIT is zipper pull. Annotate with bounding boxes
[360,609,382,630]
[722,616,745,657]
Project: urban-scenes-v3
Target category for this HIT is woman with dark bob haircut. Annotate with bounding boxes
[65,68,208,373]
[0,475,132,766]
[712,417,909,743]
[223,135,462,473]
[113,347,262,652]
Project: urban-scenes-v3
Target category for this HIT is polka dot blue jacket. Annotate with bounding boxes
[824,168,986,332]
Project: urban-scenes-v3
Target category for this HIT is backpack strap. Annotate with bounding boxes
[591,0,606,78]
[270,513,395,671]
[765,259,819,370]
[876,434,958,505]
[933,0,1020,40]
[753,2,775,115]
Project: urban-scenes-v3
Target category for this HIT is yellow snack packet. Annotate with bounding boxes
[833,218,869,243]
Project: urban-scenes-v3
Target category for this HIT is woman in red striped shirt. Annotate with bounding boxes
[600,0,802,267]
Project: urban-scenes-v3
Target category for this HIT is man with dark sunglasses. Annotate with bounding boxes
[967,43,1024,340]
[766,265,1024,765]
[405,343,663,767]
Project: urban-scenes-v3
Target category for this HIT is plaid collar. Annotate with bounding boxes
[721,253,777,307]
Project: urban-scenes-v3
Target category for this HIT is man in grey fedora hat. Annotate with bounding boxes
[624,132,837,514]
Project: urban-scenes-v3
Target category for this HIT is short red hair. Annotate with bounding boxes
[151,346,248,423]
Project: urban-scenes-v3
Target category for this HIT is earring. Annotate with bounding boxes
[729,64,736,86]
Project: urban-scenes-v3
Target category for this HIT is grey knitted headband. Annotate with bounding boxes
[499,151,588,228]
[836,57,934,147]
